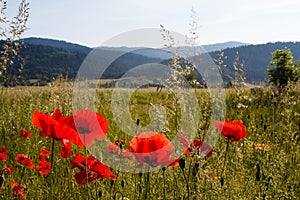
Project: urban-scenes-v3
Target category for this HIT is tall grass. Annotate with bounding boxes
[0,82,299,199]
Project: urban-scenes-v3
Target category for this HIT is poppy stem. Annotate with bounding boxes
[162,167,166,200]
[83,134,91,200]
[181,167,190,200]
[145,167,150,200]
[114,191,124,200]
[221,139,230,186]
[50,138,55,199]
[50,138,55,169]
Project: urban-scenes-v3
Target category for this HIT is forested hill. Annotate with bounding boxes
[21,37,92,54]
[210,41,300,83]
[1,38,300,86]
[3,40,164,85]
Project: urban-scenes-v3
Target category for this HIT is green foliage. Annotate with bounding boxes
[266,48,300,88]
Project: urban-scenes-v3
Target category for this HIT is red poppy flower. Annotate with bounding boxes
[36,149,51,175]
[71,152,86,170]
[20,128,32,139]
[214,118,248,142]
[60,139,72,158]
[0,146,8,162]
[11,180,26,199]
[86,156,117,180]
[36,160,51,175]
[178,131,213,158]
[71,152,117,184]
[106,142,132,159]
[114,139,125,146]
[62,110,109,148]
[0,146,8,154]
[15,154,34,169]
[3,165,14,175]
[0,153,7,161]
[32,109,83,147]
[130,132,179,168]
[39,148,51,161]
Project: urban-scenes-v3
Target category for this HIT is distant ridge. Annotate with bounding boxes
[21,37,92,54]
[201,41,249,52]
[2,37,300,86]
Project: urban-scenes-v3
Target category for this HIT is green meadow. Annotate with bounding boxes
[0,82,299,199]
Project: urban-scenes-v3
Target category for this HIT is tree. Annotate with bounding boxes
[0,0,29,86]
[266,48,300,88]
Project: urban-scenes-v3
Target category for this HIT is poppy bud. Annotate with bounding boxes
[162,166,166,172]
[179,158,185,170]
[256,164,261,181]
[192,163,200,176]
[136,119,140,126]
[121,180,125,188]
[264,124,267,131]
[139,172,143,178]
[220,177,224,186]
[98,190,102,197]
[110,180,115,188]
[265,176,272,191]
[0,176,3,188]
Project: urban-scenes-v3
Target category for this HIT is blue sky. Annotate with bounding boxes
[5,0,300,47]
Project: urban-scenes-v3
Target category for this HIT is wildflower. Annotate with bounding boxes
[71,152,117,184]
[209,172,218,179]
[106,142,132,159]
[39,148,51,160]
[62,109,109,148]
[3,166,14,175]
[178,131,213,158]
[0,146,8,154]
[36,148,51,175]
[20,128,32,139]
[0,146,8,162]
[60,139,72,158]
[15,154,34,169]
[263,145,270,151]
[129,132,179,168]
[33,109,83,158]
[32,109,83,147]
[214,118,248,142]
[11,180,26,199]
[0,154,7,162]
[254,143,262,150]
[36,160,51,175]
[71,152,86,170]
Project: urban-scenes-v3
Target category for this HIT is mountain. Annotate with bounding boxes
[21,37,92,54]
[0,39,165,86]
[209,41,300,83]
[2,37,300,86]
[201,41,249,52]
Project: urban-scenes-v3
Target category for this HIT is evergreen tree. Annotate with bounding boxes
[266,48,300,88]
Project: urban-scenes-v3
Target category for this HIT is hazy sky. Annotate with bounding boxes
[5,0,300,47]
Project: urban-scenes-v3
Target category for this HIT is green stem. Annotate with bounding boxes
[221,139,230,186]
[50,138,55,169]
[50,138,55,199]
[83,134,91,200]
[181,168,190,200]
[163,168,166,200]
[145,167,150,200]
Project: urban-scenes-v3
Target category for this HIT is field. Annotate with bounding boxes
[0,81,299,199]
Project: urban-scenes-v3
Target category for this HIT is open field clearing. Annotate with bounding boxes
[0,83,299,199]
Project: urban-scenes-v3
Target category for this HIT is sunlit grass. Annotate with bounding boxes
[0,82,299,199]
